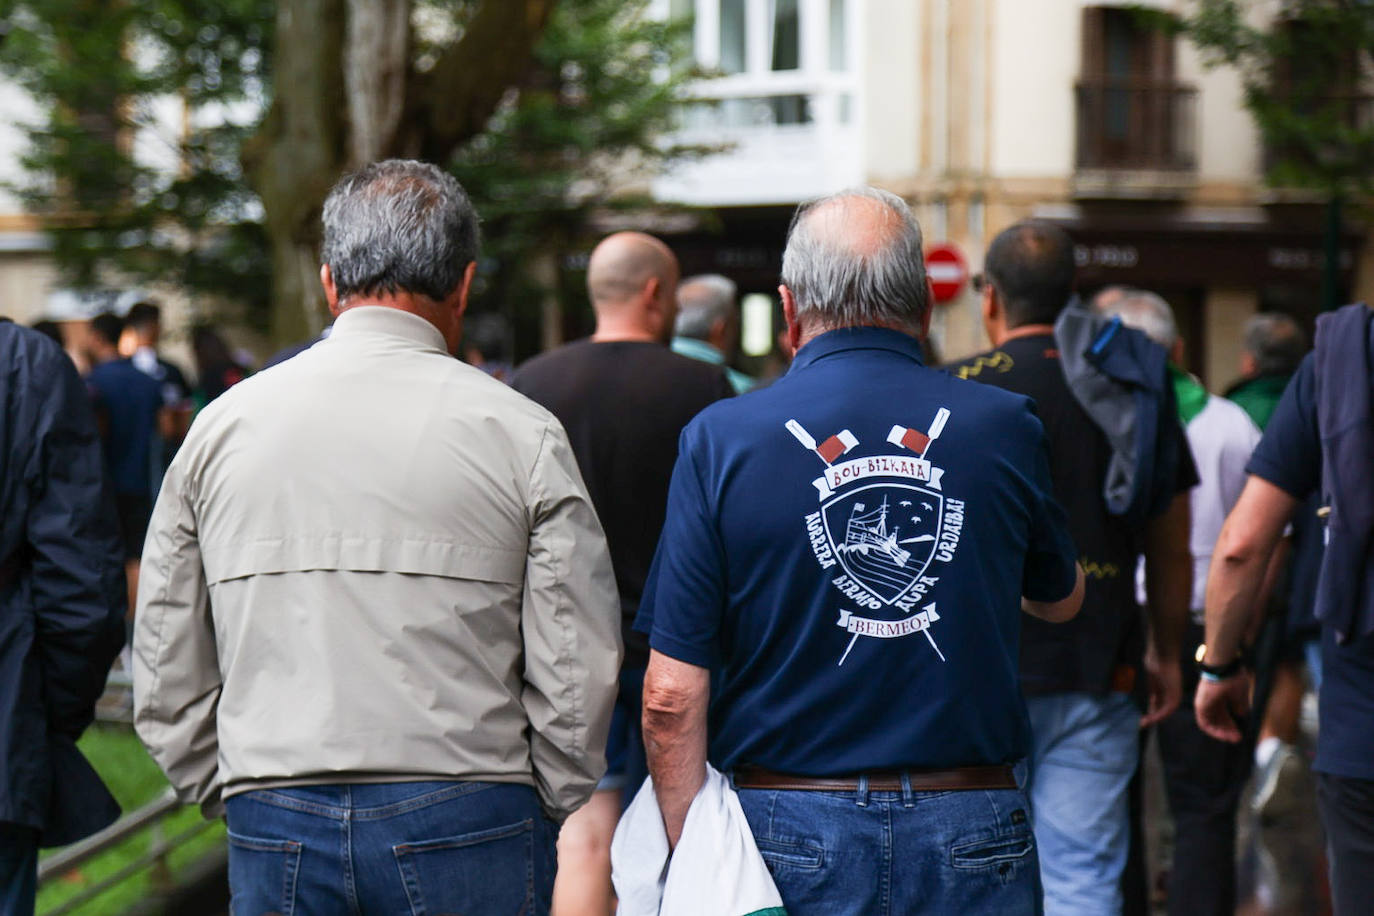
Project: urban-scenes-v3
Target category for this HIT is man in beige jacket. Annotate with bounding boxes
[133,159,621,915]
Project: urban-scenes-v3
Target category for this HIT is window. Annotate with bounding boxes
[720,0,747,74]
[829,0,848,71]
[770,0,800,71]
[1077,6,1195,171]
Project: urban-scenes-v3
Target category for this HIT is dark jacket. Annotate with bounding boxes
[0,320,126,845]
[1313,303,1374,644]
[1054,300,1187,531]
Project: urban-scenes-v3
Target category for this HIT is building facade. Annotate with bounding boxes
[652,0,1373,386]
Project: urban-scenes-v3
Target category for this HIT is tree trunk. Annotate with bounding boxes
[244,0,558,346]
[244,0,349,346]
[345,0,411,167]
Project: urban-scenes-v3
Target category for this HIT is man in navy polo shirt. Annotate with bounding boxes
[1197,302,1374,916]
[637,188,1084,914]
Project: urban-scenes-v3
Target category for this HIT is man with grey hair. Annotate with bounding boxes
[672,274,756,393]
[636,187,1083,913]
[1097,289,1260,916]
[1227,312,1308,430]
[133,160,621,915]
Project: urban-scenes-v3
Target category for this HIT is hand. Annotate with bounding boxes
[1139,651,1182,728]
[1194,673,1251,743]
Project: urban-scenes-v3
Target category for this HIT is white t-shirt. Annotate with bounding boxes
[1137,392,1261,622]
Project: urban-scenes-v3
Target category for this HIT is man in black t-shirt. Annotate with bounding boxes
[948,221,1195,914]
[511,231,733,913]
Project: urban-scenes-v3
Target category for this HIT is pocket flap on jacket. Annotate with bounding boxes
[200,535,524,586]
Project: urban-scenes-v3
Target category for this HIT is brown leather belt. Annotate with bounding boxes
[733,765,1017,793]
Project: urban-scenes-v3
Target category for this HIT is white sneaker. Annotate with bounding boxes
[1252,742,1304,823]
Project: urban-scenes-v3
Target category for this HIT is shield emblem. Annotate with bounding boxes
[822,482,943,605]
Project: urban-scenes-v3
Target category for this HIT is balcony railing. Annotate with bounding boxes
[1075,80,1198,172]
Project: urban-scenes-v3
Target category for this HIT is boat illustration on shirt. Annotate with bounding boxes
[835,496,937,595]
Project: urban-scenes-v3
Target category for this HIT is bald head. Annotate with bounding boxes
[780,187,929,334]
[585,232,680,343]
[587,232,678,307]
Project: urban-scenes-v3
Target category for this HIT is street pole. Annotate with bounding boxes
[1321,193,1343,311]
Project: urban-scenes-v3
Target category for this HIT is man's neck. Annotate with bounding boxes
[995,323,1055,347]
[592,324,659,344]
[796,319,916,351]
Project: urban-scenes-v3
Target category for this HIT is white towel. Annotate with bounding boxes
[611,764,786,916]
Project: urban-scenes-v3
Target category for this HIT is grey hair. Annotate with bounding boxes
[675,274,737,340]
[321,159,481,303]
[780,187,929,332]
[1096,288,1178,350]
[1243,312,1308,375]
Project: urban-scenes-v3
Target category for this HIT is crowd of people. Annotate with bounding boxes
[0,156,1369,916]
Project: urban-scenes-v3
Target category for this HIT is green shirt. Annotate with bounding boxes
[1225,372,1291,431]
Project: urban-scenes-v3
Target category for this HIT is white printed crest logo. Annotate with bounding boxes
[822,484,942,606]
[789,408,965,666]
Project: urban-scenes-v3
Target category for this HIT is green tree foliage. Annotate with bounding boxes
[449,0,708,352]
[1144,0,1374,196]
[0,0,705,343]
[0,0,274,316]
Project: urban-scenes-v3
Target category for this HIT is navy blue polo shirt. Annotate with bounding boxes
[635,327,1078,776]
[1247,350,1374,781]
[87,358,164,497]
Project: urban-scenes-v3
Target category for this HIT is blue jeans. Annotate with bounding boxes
[225,781,557,916]
[1025,692,1139,915]
[735,779,1041,915]
[0,824,37,916]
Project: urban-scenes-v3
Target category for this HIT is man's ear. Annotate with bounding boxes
[454,261,478,318]
[781,284,801,355]
[981,285,998,324]
[321,264,343,317]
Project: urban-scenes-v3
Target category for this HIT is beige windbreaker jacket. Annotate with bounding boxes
[132,306,622,821]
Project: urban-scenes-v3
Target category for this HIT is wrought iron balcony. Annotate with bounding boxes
[1075,79,1198,172]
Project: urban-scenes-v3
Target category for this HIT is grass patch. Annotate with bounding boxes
[37,723,225,916]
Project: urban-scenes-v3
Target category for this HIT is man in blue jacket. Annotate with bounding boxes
[1197,302,1374,916]
[0,318,126,914]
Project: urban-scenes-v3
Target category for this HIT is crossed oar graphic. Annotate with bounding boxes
[785,409,952,665]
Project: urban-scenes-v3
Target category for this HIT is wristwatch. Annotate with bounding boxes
[1194,643,1246,680]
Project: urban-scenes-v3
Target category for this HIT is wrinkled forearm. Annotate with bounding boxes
[1203,477,1296,665]
[643,651,709,849]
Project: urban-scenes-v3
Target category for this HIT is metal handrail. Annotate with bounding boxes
[41,818,218,916]
[37,787,219,916]
[38,789,181,881]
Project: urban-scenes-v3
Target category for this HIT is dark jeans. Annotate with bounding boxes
[1316,772,1374,916]
[1157,624,1253,915]
[225,780,557,916]
[736,780,1041,915]
[0,823,37,916]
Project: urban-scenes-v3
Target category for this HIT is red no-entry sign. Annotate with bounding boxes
[926,243,968,304]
